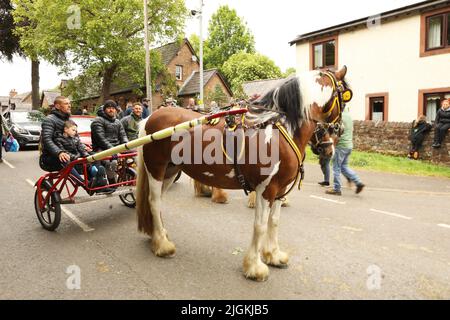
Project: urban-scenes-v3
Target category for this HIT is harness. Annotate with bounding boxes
[321,71,353,124]
[211,71,352,199]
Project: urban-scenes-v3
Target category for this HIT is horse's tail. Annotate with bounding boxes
[136,118,153,236]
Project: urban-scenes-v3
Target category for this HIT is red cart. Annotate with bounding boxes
[34,152,137,231]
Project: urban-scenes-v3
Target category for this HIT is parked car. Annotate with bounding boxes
[6,110,45,148]
[71,115,95,150]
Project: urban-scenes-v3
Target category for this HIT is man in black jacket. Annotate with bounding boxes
[39,96,72,171]
[91,100,128,183]
[432,99,450,148]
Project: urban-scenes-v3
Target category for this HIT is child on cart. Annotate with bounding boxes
[55,120,109,192]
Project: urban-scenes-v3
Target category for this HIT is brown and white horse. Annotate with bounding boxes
[136,66,351,281]
[195,120,338,207]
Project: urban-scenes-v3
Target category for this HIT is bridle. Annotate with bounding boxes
[310,122,341,154]
[320,70,353,125]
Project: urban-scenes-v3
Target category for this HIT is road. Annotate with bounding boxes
[0,149,450,299]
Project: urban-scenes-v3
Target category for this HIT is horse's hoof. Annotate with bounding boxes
[263,250,290,268]
[152,239,176,258]
[243,260,270,282]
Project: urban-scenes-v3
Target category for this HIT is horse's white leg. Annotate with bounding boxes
[243,190,271,282]
[162,174,178,197]
[247,191,256,208]
[148,174,176,257]
[263,200,289,268]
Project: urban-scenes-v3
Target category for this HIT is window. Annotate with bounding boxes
[310,36,338,70]
[313,40,336,69]
[365,93,389,122]
[424,92,450,122]
[421,7,450,56]
[175,65,183,81]
[370,97,385,121]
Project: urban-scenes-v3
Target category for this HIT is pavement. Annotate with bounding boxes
[0,148,450,299]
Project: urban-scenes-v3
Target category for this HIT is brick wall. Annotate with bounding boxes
[167,43,199,88]
[353,121,450,166]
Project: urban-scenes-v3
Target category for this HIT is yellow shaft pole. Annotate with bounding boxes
[86,116,207,163]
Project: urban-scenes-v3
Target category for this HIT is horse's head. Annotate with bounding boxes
[301,66,353,126]
[251,66,352,136]
[309,122,340,158]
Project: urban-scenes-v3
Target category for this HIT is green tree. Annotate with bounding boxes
[222,52,282,97]
[205,84,228,106]
[188,34,200,57]
[204,5,255,71]
[13,0,187,104]
[0,0,40,109]
[283,67,297,78]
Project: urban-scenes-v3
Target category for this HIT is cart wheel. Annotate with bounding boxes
[119,169,136,208]
[174,171,182,183]
[34,180,61,231]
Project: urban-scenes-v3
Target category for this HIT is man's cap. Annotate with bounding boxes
[104,100,119,110]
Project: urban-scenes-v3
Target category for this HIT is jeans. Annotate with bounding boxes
[319,156,331,183]
[332,147,362,192]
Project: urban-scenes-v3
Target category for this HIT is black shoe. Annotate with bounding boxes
[326,189,342,196]
[356,183,365,194]
[432,144,441,148]
[318,181,330,187]
[0,159,3,163]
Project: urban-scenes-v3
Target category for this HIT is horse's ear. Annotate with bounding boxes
[335,66,347,81]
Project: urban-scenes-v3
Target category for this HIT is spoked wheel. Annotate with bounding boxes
[119,169,136,208]
[34,180,61,231]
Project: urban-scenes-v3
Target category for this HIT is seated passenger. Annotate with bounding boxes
[55,120,108,190]
[91,100,129,184]
[39,96,72,172]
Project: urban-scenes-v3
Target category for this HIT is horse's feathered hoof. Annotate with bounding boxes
[263,250,290,269]
[243,259,270,282]
[152,238,176,258]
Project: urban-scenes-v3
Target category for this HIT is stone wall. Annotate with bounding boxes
[353,121,450,166]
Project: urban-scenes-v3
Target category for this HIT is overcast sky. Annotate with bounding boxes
[0,0,422,96]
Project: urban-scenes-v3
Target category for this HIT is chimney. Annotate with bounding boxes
[9,89,17,98]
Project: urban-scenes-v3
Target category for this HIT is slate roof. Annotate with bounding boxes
[242,78,286,98]
[178,69,232,96]
[41,91,61,106]
[154,39,197,65]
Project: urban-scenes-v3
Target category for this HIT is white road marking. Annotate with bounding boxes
[3,159,15,169]
[310,195,346,205]
[370,209,412,220]
[61,206,95,232]
[342,226,363,232]
[437,224,450,229]
[26,179,35,187]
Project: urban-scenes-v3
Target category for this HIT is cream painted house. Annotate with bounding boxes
[290,0,450,123]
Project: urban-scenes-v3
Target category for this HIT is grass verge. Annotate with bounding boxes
[305,148,450,179]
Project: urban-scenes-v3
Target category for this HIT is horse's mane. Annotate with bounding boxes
[252,76,304,134]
